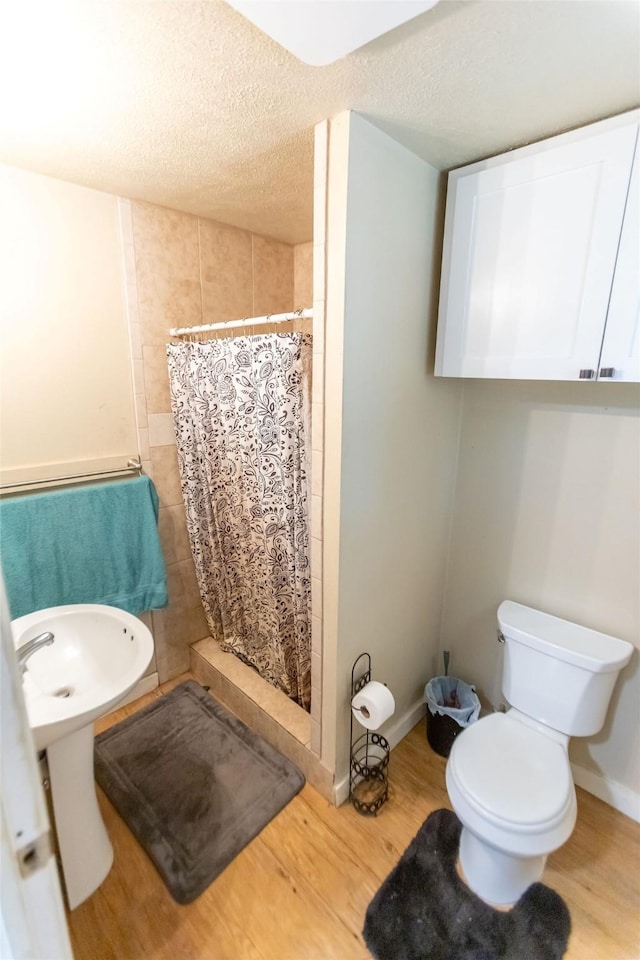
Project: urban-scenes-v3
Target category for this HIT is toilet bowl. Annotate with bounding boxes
[444,601,632,907]
[446,710,577,905]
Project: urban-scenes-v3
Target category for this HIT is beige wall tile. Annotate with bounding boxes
[191,638,311,744]
[150,444,182,506]
[138,427,150,461]
[131,201,202,344]
[311,653,322,697]
[156,648,189,682]
[311,615,322,658]
[191,644,331,798]
[311,495,323,539]
[155,656,171,683]
[311,450,323,497]
[310,685,321,725]
[135,393,148,430]
[311,536,322,574]
[142,655,158,679]
[312,362,324,404]
[174,557,203,608]
[155,560,210,677]
[215,674,258,714]
[311,402,324,453]
[311,576,322,619]
[165,643,191,676]
[189,649,225,699]
[142,344,171,414]
[136,610,153,630]
[293,242,313,309]
[199,219,253,324]
[150,607,166,654]
[157,503,192,565]
[252,236,294,316]
[140,274,201,343]
[148,413,176,448]
[156,642,168,683]
[172,601,210,651]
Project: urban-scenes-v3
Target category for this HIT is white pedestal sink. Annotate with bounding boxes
[12,604,154,909]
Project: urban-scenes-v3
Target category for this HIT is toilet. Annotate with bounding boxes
[445,600,633,907]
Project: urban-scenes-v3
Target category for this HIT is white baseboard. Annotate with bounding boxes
[107,672,159,715]
[334,702,640,825]
[385,698,427,750]
[333,698,427,806]
[571,761,640,823]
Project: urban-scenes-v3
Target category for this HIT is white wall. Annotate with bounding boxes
[323,113,463,785]
[441,378,640,814]
[0,165,137,485]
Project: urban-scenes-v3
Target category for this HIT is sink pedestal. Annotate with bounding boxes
[47,723,113,910]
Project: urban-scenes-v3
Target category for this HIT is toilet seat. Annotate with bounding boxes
[446,712,577,857]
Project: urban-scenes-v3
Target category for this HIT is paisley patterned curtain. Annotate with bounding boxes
[166,332,312,711]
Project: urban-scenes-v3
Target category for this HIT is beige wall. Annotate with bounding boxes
[441,379,640,804]
[321,113,463,784]
[120,199,302,681]
[0,165,137,484]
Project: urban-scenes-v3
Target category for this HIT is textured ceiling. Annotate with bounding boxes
[0,1,639,244]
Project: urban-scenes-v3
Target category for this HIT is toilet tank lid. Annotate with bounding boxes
[497,601,633,674]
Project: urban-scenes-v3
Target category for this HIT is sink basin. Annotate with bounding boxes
[12,603,153,751]
[11,603,154,909]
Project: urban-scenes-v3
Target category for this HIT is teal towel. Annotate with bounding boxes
[0,476,168,620]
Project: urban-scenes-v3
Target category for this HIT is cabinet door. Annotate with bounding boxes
[598,136,640,382]
[435,117,638,379]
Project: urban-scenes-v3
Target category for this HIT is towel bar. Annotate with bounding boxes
[0,459,142,496]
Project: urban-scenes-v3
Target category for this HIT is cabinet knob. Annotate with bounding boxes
[599,367,616,379]
[579,369,595,379]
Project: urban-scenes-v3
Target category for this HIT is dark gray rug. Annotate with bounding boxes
[363,809,571,960]
[94,680,305,904]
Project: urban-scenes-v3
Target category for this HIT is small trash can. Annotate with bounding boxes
[424,676,480,757]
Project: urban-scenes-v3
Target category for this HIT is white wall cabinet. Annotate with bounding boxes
[435,110,639,381]
[598,143,640,381]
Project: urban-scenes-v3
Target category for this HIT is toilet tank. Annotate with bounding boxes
[498,601,633,737]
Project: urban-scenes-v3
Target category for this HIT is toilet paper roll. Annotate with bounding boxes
[351,681,395,730]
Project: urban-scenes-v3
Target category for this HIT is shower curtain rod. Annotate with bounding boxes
[169,308,313,338]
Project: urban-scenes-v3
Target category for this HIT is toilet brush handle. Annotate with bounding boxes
[443,650,450,677]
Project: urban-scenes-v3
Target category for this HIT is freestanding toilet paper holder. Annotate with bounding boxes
[349,652,390,816]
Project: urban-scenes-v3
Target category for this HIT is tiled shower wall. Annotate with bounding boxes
[119,198,313,683]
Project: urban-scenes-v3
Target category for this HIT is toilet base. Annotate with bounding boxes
[459,826,546,907]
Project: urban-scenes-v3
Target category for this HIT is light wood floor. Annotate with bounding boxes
[68,674,640,960]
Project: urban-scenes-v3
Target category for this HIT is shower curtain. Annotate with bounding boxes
[166,332,312,711]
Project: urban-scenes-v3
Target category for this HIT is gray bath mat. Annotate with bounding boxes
[94,680,305,904]
[363,809,571,960]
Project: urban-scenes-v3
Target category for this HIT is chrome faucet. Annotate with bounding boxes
[18,632,55,676]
